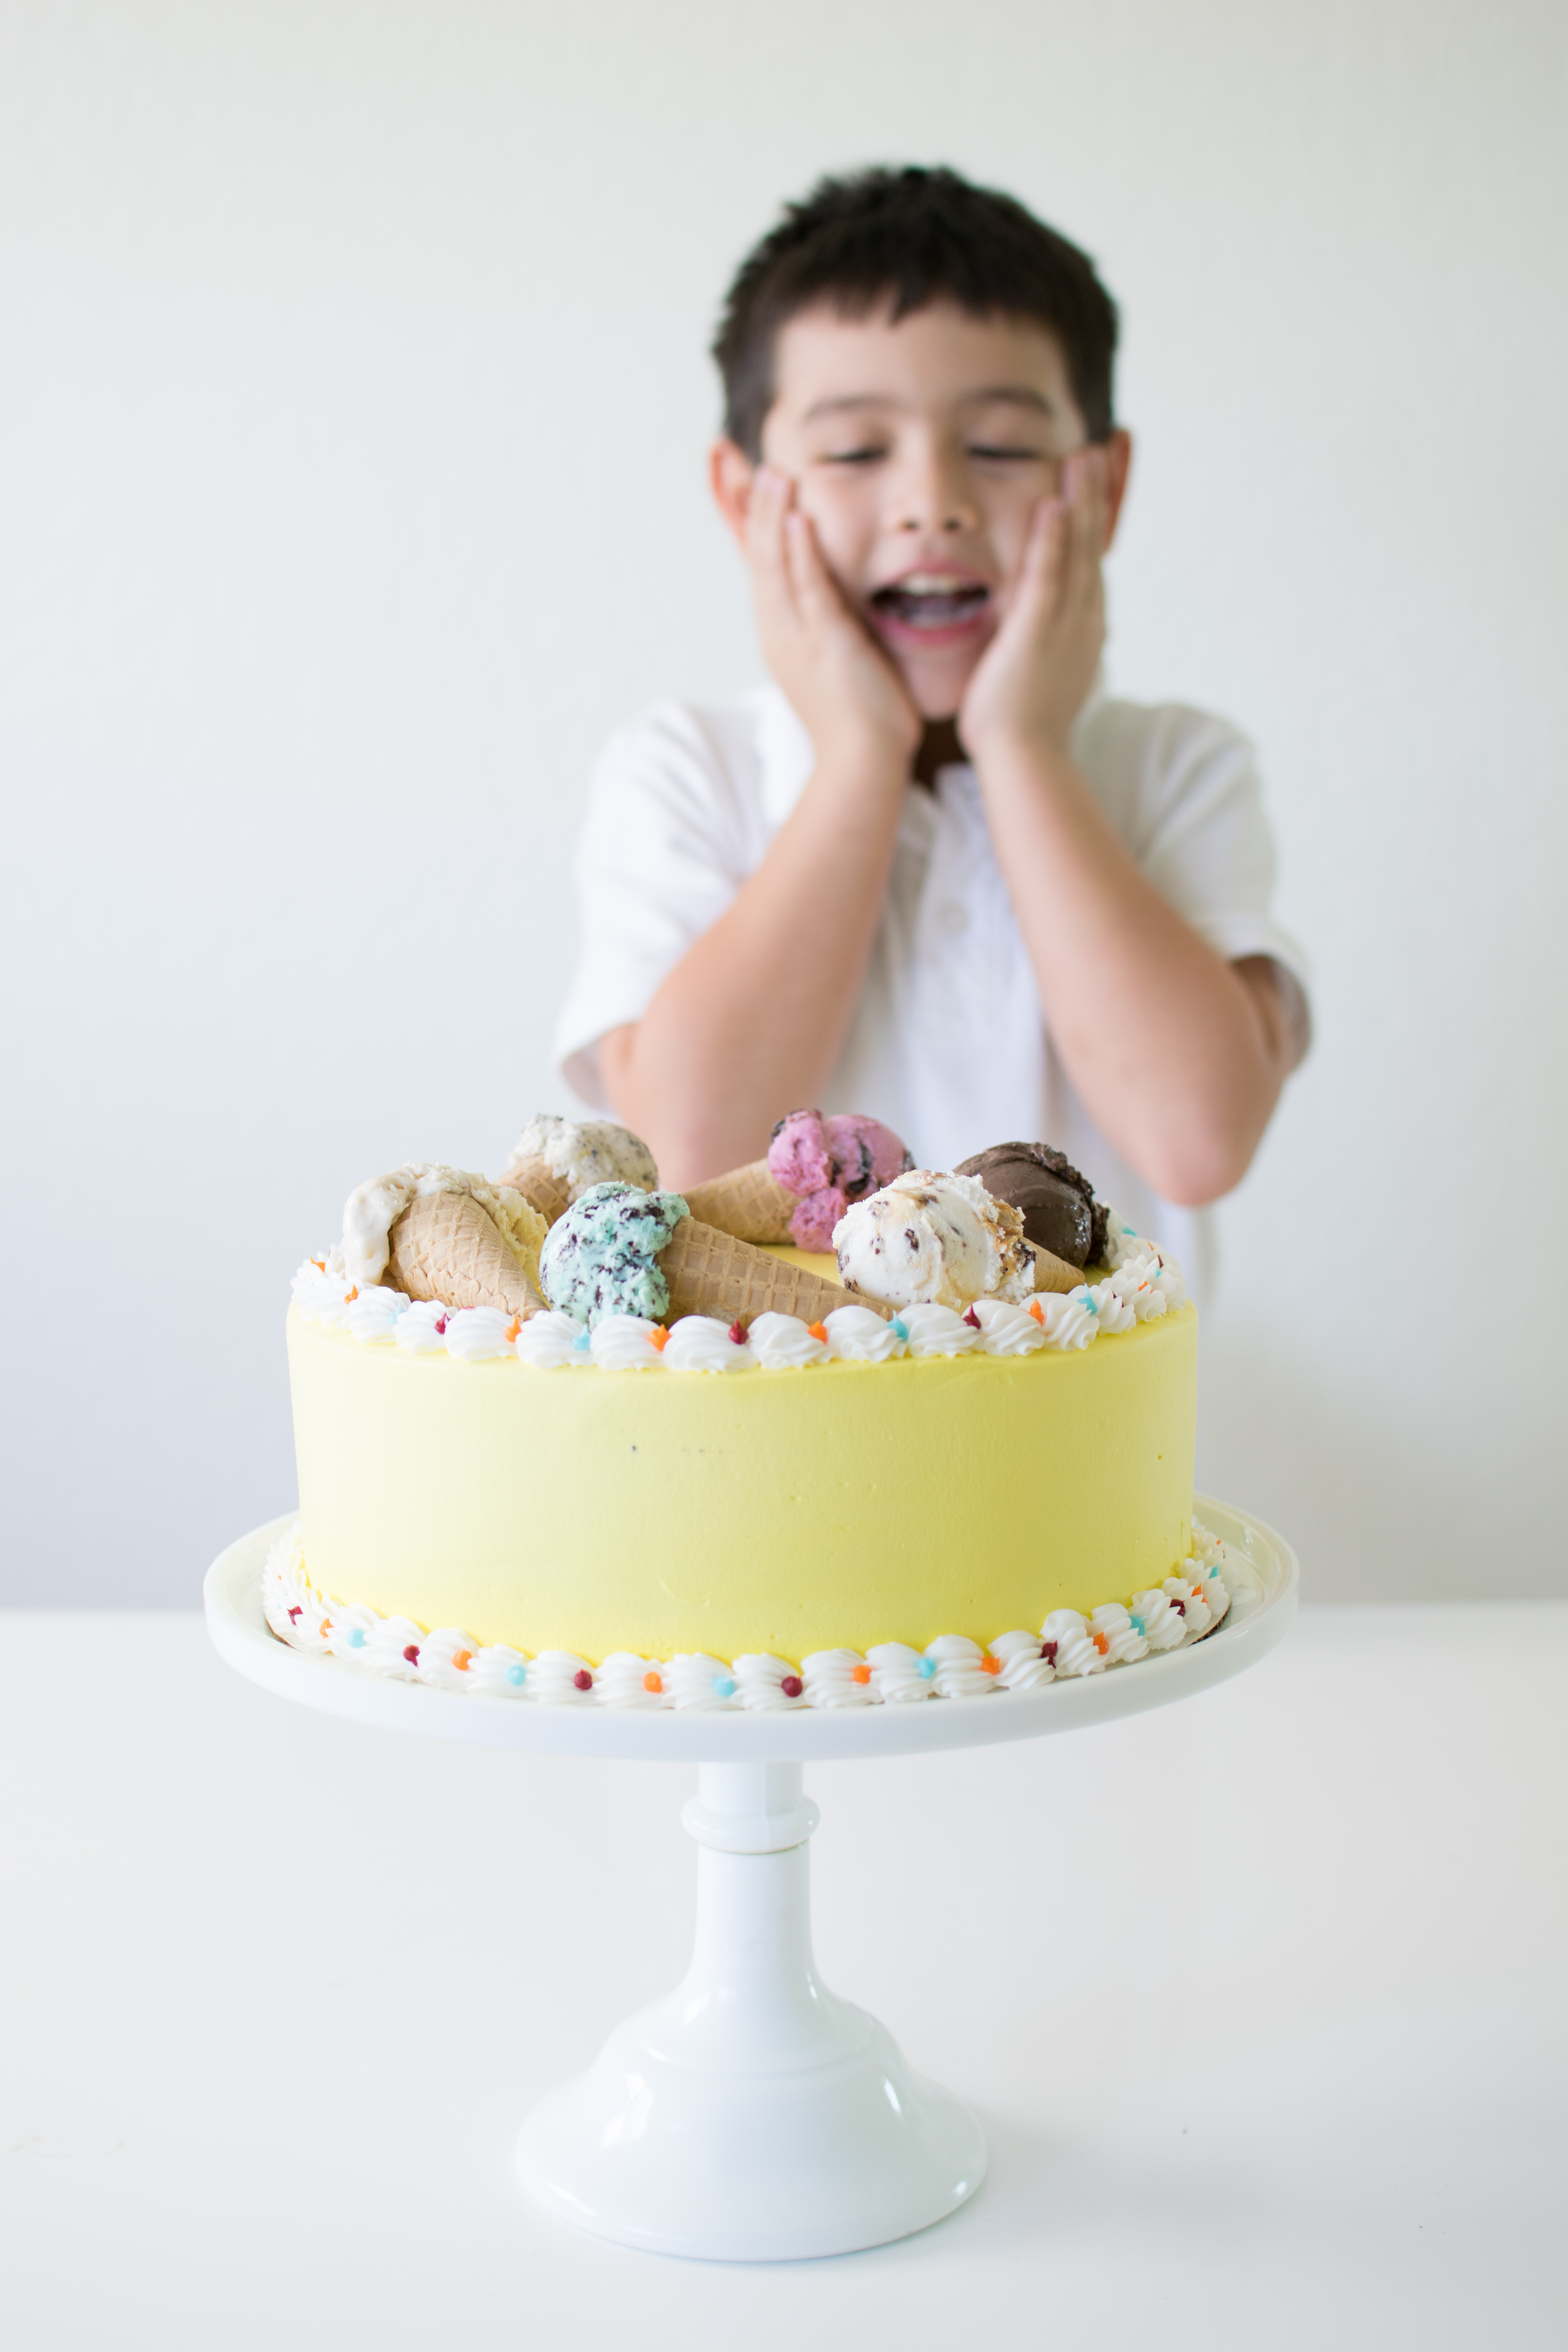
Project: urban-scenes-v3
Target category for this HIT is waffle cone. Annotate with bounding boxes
[499,1154,573,1227]
[679,1160,797,1245]
[1029,1241,1083,1296]
[660,1217,884,1325]
[387,1189,546,1319]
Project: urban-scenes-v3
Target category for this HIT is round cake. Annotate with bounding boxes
[265,1115,1236,1708]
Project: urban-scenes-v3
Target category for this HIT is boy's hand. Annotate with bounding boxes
[746,468,921,767]
[958,446,1108,766]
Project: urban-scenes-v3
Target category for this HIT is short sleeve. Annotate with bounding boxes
[1085,701,1312,1060]
[553,703,757,1109]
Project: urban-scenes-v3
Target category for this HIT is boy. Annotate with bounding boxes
[554,167,1308,1292]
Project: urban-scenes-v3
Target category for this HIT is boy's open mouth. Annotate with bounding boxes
[869,574,992,632]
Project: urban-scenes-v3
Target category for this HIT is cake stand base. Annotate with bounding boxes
[205,1497,1297,2265]
[516,1761,982,2259]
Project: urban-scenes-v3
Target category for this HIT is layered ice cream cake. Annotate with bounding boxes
[269,1111,1243,1710]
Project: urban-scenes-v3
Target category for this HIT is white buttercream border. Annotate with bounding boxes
[289,1210,1185,1372]
[261,1520,1247,1710]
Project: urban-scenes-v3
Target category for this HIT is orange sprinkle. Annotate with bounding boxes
[452,1649,472,1672]
[851,1662,872,1686]
[643,1670,663,1694]
[504,1314,521,1342]
[345,1286,358,1302]
[1027,1298,1045,1323]
[310,1257,326,1271]
[1092,1630,1109,1655]
[319,1618,332,1637]
[649,1325,669,1352]
[980,1652,1002,1676]
[808,1321,829,1344]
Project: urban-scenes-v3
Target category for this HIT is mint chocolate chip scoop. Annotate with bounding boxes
[953,1142,1108,1269]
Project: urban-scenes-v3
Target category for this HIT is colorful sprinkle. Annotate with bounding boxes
[453,1649,472,1672]
[1091,1630,1109,1655]
[1171,1597,1186,1616]
[347,1626,366,1649]
[505,1662,526,1686]
[319,1619,332,1637]
[780,1674,804,1699]
[1041,1640,1058,1664]
[643,1669,663,1694]
[403,1643,420,1664]
[649,1326,669,1352]
[505,1314,521,1342]
[1129,1615,1145,1637]
[963,1306,981,1329]
[890,1316,909,1341]
[980,1651,1001,1676]
[1027,1298,1046,1323]
[728,1320,748,1345]
[918,1656,938,1680]
[434,1316,447,1336]
[807,1321,829,1344]
[851,1662,872,1686]
[287,1605,302,1624]
[713,1674,736,1698]
[310,1257,326,1271]
[573,1668,593,1691]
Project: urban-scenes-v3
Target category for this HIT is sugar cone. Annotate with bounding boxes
[387,1189,546,1319]
[659,1217,887,1325]
[499,1154,573,1226]
[680,1159,797,1245]
[1029,1241,1083,1296]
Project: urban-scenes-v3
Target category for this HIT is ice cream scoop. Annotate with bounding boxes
[834,1171,1034,1312]
[954,1141,1109,1269]
[767,1109,913,1251]
[539,1182,692,1327]
[505,1116,658,1225]
[342,1164,548,1298]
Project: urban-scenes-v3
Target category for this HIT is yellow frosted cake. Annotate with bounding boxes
[265,1114,1236,1708]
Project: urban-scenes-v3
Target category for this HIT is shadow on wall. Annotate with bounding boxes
[1195,1325,1490,1604]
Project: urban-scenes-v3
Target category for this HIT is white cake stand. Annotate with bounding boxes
[205,1495,1296,2262]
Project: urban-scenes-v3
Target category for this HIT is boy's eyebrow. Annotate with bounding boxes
[800,385,1058,422]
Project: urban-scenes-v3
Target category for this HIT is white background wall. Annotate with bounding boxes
[3,0,1563,1607]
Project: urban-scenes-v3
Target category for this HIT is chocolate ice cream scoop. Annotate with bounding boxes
[954,1142,1109,1269]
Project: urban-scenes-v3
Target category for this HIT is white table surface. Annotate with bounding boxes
[3,1604,1564,2350]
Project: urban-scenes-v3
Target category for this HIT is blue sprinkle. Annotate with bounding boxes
[572,1328,592,1351]
[1129,1614,1145,1636]
[890,1317,909,1341]
[713,1675,736,1699]
[505,1662,526,1686]
[1085,1297,1099,1314]
[346,1626,366,1649]
[918,1656,938,1680]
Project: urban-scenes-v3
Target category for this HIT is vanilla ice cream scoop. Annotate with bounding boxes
[833,1171,1034,1312]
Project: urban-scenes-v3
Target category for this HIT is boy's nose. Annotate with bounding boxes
[891,447,976,535]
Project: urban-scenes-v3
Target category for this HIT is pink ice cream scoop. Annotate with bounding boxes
[767,1110,913,1251]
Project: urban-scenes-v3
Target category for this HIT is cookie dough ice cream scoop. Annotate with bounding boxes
[504,1115,658,1225]
[834,1171,1034,1312]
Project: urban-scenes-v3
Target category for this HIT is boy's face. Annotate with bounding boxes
[721,301,1128,720]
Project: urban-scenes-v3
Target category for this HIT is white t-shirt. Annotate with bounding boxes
[555,682,1309,1301]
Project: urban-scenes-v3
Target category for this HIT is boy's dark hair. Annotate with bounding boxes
[713,165,1119,457]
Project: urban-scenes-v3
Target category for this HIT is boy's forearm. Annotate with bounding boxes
[976,740,1294,1205]
[602,747,908,1186]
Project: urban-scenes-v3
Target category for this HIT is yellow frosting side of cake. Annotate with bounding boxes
[286,1304,1197,1662]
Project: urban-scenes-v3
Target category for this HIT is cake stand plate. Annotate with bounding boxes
[206,1498,1296,2261]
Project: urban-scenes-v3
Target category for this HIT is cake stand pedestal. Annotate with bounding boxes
[205,1496,1296,2262]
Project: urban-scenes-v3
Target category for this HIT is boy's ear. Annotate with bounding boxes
[1101,430,1133,554]
[710,439,757,550]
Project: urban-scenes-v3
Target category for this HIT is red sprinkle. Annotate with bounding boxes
[728,1320,748,1345]
[403,1644,420,1665]
[780,1675,804,1699]
[963,1305,981,1329]
[434,1316,447,1335]
[287,1605,302,1624]
[573,1669,593,1691]
[1041,1640,1058,1664]
[1171,1597,1186,1616]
